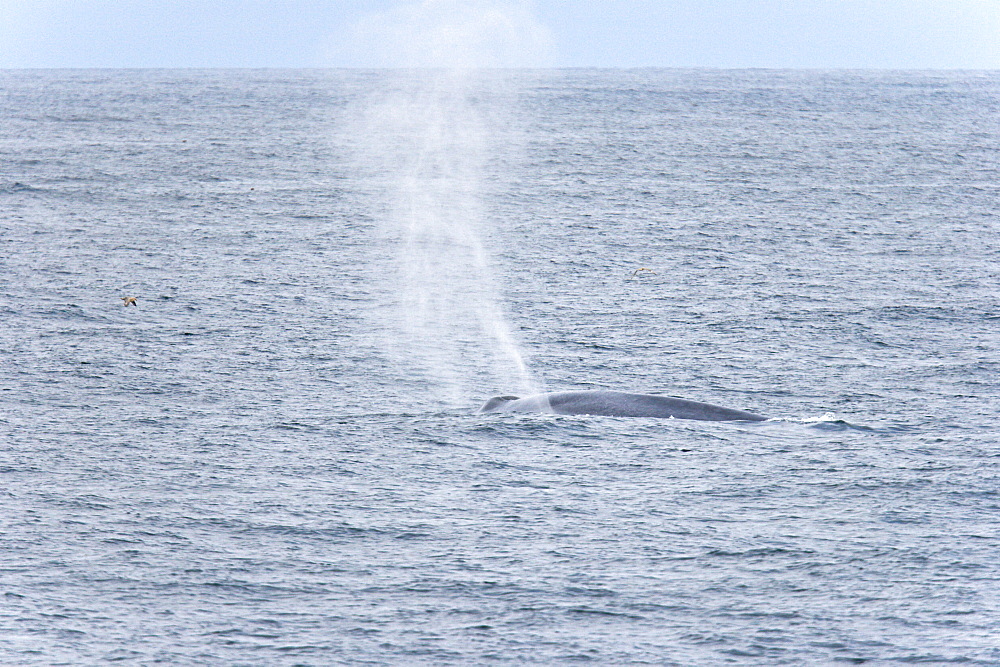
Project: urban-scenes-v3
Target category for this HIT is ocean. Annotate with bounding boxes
[1,68,998,664]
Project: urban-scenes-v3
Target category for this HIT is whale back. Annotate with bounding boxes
[479,390,765,421]
[478,395,521,413]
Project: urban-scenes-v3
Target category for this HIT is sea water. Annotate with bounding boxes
[1,69,999,664]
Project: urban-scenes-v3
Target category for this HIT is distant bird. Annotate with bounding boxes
[121,296,137,307]
[628,267,656,280]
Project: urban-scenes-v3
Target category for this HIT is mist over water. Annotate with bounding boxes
[345,0,552,70]
[346,1,547,407]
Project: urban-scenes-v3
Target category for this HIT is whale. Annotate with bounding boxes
[479,390,766,421]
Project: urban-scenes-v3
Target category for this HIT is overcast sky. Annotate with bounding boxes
[1,0,998,69]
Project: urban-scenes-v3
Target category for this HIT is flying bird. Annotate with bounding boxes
[121,296,137,307]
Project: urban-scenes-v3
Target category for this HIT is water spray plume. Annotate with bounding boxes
[347,1,548,408]
[348,0,553,69]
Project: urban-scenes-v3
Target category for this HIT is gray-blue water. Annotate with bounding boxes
[2,69,998,665]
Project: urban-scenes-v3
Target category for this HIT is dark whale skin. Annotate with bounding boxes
[479,390,766,421]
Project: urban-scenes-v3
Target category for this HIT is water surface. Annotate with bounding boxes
[1,69,998,665]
